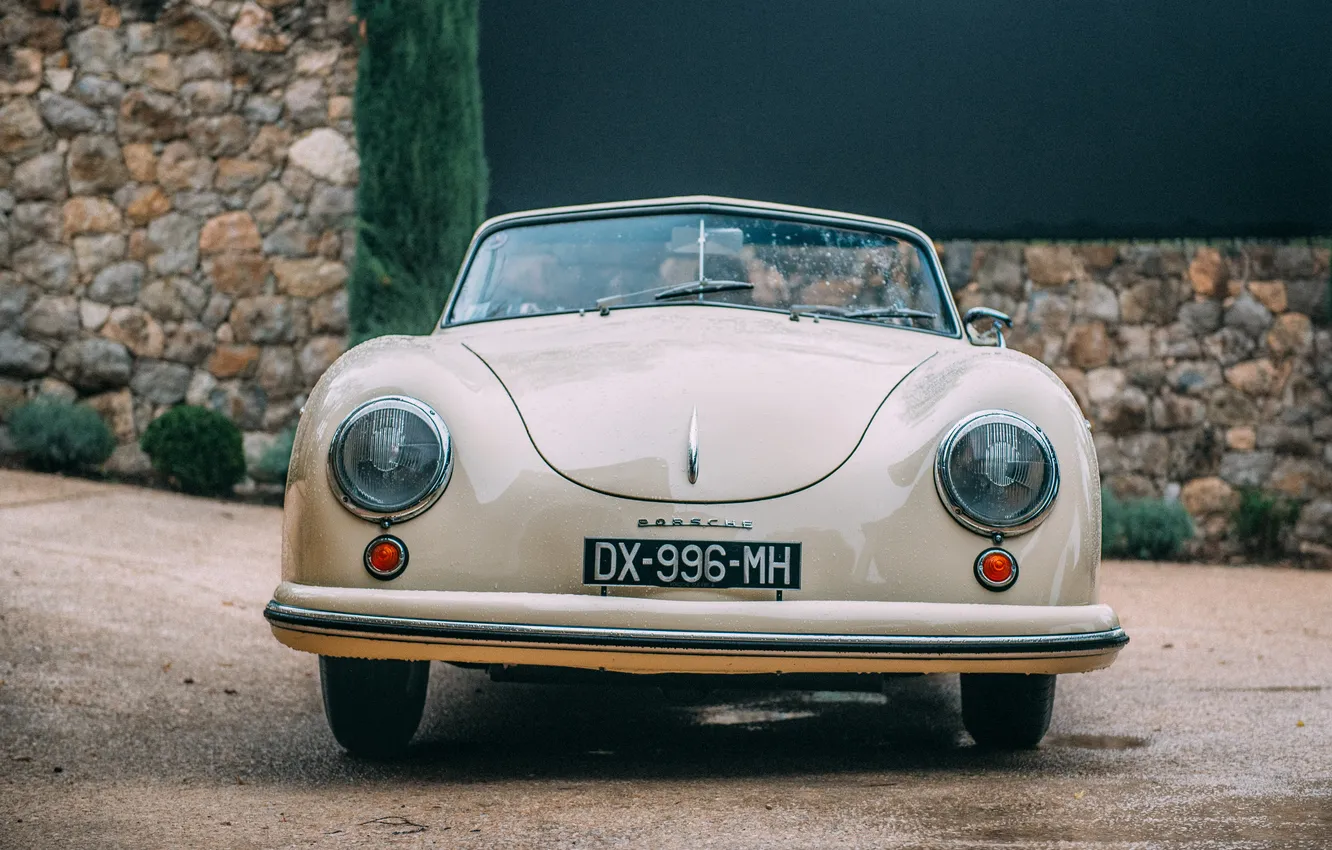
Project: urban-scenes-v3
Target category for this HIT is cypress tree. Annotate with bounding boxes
[349,0,488,343]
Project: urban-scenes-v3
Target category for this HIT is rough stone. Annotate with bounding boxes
[1024,245,1082,288]
[245,124,291,163]
[187,114,250,157]
[11,202,62,246]
[1224,359,1281,396]
[23,295,80,340]
[246,181,292,232]
[73,233,127,275]
[12,242,76,291]
[283,77,327,129]
[124,186,171,225]
[139,277,205,322]
[38,91,101,136]
[1257,424,1316,457]
[0,98,50,160]
[306,184,355,230]
[84,387,136,443]
[180,79,234,114]
[185,369,218,406]
[1218,451,1276,488]
[229,296,295,343]
[101,306,165,358]
[0,333,52,378]
[63,196,123,237]
[69,76,125,108]
[156,141,216,192]
[163,322,215,365]
[257,346,301,395]
[203,252,270,296]
[66,135,129,195]
[104,442,153,476]
[121,143,157,182]
[214,158,271,192]
[308,289,347,334]
[179,50,230,81]
[12,152,66,200]
[54,337,132,390]
[1201,327,1256,367]
[1178,299,1223,336]
[279,164,315,201]
[1073,281,1118,323]
[207,344,260,378]
[287,128,357,186]
[1119,278,1181,324]
[1226,426,1257,451]
[129,359,192,405]
[125,22,161,55]
[200,293,232,330]
[1269,458,1329,500]
[1223,293,1274,338]
[1118,432,1170,474]
[36,377,78,403]
[119,52,183,93]
[1180,476,1237,516]
[160,5,231,53]
[1295,501,1332,545]
[1246,281,1287,314]
[1151,391,1206,430]
[0,47,42,97]
[1266,313,1313,359]
[1166,360,1223,395]
[200,211,262,254]
[298,335,342,382]
[117,89,188,143]
[145,213,200,275]
[1064,322,1111,369]
[271,257,347,298]
[170,191,223,218]
[79,299,111,331]
[0,277,33,331]
[69,26,123,75]
[88,262,145,305]
[243,95,283,125]
[230,2,292,53]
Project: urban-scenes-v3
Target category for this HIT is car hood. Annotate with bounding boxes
[457,307,948,503]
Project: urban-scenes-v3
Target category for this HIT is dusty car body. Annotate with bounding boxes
[265,196,1125,756]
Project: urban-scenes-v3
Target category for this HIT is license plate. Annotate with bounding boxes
[583,538,802,589]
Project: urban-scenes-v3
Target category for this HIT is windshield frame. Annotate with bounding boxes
[439,199,963,339]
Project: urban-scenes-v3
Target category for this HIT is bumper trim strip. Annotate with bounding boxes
[264,601,1128,656]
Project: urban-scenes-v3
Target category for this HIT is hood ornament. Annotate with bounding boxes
[687,407,699,484]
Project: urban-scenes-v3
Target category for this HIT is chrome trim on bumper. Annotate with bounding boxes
[264,601,1128,656]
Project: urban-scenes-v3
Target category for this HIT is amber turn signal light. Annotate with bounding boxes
[974,548,1017,591]
[364,535,408,580]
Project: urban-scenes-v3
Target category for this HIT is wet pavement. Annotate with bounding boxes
[0,469,1329,848]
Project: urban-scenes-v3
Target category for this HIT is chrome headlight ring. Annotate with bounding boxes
[327,395,453,524]
[934,409,1060,537]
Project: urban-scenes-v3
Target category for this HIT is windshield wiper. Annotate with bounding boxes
[846,307,937,322]
[653,279,754,300]
[788,305,937,323]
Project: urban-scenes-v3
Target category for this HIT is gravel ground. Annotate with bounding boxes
[0,469,1329,849]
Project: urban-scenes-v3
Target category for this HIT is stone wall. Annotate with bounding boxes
[0,0,356,474]
[940,241,1332,561]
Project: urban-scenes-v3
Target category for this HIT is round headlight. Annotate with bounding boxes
[934,410,1059,535]
[328,396,452,520]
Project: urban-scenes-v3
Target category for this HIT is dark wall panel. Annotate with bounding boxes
[478,1,1332,238]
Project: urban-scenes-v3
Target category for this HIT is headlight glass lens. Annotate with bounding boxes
[938,411,1058,531]
[331,397,450,514]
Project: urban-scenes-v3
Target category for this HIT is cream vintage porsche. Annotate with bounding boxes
[265,196,1126,757]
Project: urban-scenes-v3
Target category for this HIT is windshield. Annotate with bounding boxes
[446,213,957,335]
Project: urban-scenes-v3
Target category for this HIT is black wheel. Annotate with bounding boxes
[319,656,429,758]
[960,673,1056,749]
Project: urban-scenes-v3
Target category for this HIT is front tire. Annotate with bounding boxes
[319,656,429,758]
[960,673,1056,749]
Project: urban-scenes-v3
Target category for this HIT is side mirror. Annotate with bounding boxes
[963,307,1013,348]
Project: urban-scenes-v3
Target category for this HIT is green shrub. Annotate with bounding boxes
[1233,488,1302,559]
[250,428,295,485]
[8,397,115,473]
[1101,489,1194,560]
[140,406,246,497]
[349,0,488,343]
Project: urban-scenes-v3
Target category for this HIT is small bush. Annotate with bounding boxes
[1102,489,1194,561]
[250,428,295,485]
[1233,488,1302,559]
[140,406,246,497]
[8,397,116,473]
